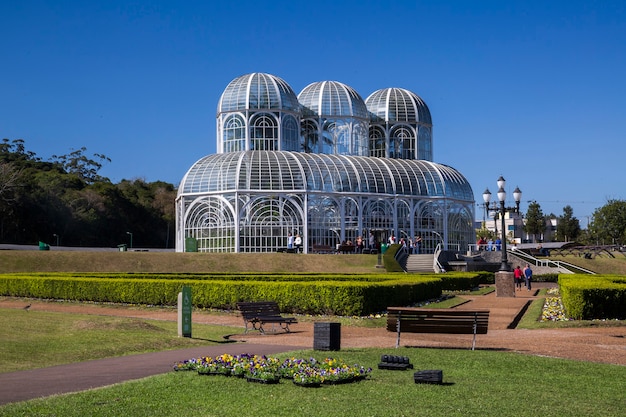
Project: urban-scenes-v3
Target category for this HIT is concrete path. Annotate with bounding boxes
[0,344,304,405]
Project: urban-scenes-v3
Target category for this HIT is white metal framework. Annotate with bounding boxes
[176,73,475,253]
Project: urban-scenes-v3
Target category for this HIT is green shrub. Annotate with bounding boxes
[558,274,626,320]
[0,273,446,316]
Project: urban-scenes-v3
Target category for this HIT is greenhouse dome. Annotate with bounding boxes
[217,73,302,153]
[176,72,476,255]
[366,88,433,161]
[298,81,369,156]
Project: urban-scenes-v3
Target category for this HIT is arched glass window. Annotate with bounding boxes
[390,126,414,159]
[251,114,278,151]
[282,115,300,151]
[302,119,318,153]
[223,114,246,152]
[418,126,433,161]
[369,125,386,158]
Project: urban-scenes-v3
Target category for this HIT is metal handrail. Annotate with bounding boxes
[508,250,596,274]
[434,243,444,273]
[394,245,409,273]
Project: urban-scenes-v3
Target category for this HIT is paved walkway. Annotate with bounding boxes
[0,344,305,405]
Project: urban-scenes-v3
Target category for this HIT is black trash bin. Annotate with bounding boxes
[313,322,341,351]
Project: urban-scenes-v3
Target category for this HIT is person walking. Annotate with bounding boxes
[523,264,533,291]
[514,265,523,291]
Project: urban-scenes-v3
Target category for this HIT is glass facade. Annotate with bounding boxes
[176,73,475,253]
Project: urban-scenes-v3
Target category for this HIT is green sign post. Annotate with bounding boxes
[178,286,192,338]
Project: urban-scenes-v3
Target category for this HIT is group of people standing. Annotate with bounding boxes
[286,232,303,253]
[476,236,502,251]
[514,264,533,291]
[389,233,423,254]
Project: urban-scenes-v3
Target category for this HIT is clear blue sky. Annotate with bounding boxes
[2,0,625,224]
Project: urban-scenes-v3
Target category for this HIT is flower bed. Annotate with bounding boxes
[173,354,372,387]
[541,288,573,322]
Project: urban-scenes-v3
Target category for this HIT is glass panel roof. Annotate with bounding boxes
[365,88,432,124]
[218,73,300,113]
[298,81,369,119]
[179,151,473,201]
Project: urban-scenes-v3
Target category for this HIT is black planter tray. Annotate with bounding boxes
[377,362,413,370]
[246,377,280,384]
[378,354,413,370]
[414,370,443,384]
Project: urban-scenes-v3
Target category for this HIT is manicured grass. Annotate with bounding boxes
[550,255,626,275]
[0,251,380,274]
[1,347,624,417]
[0,308,243,372]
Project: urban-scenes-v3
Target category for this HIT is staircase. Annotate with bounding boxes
[405,254,436,273]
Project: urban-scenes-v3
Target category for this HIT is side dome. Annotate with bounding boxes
[298,81,368,119]
[365,88,432,124]
[217,73,300,113]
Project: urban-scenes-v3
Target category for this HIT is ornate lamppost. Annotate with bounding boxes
[481,188,497,235]
[490,176,522,296]
[495,177,522,271]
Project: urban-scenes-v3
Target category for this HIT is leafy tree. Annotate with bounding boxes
[524,201,545,242]
[50,147,111,184]
[556,205,581,242]
[588,199,626,245]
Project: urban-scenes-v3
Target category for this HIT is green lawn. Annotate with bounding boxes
[1,347,624,417]
[0,308,243,372]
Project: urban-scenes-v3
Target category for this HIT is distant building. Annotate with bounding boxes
[479,212,558,243]
[176,73,475,253]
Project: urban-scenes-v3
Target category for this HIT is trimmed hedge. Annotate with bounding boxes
[0,272,484,315]
[558,274,626,320]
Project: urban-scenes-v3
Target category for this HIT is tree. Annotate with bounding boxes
[524,201,545,242]
[588,199,626,246]
[556,205,581,242]
[50,147,111,184]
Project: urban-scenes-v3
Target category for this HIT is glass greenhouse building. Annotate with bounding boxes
[176,73,475,253]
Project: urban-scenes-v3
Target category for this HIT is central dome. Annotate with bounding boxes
[298,81,368,119]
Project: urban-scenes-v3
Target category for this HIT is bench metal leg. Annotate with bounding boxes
[471,312,477,351]
[395,311,402,348]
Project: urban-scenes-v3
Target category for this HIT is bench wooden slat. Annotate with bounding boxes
[386,307,490,350]
[236,301,298,334]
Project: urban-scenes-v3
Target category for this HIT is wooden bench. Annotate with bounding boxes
[337,244,355,254]
[236,301,298,334]
[312,244,334,254]
[525,248,549,257]
[386,307,489,350]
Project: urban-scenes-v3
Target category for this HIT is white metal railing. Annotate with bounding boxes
[434,243,444,273]
[507,250,596,274]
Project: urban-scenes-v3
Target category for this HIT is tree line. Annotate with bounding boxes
[0,138,176,248]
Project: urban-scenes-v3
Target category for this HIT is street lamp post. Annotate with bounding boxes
[482,188,497,235]
[490,176,522,296]
[126,231,133,249]
[53,234,59,246]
